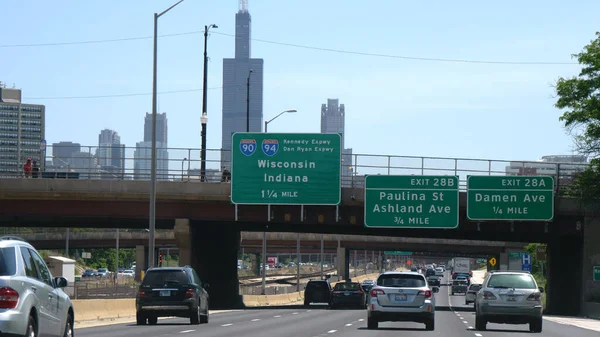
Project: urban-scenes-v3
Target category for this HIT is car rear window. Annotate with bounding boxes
[377,274,426,287]
[334,282,361,291]
[307,281,329,290]
[453,280,468,285]
[487,274,536,289]
[0,247,16,276]
[469,284,482,291]
[142,270,190,286]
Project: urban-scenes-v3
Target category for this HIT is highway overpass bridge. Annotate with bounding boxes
[0,178,597,317]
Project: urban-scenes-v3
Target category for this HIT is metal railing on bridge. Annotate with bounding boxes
[1,144,588,195]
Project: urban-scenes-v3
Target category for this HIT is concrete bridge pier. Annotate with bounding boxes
[546,235,583,316]
[337,246,349,281]
[190,221,243,309]
[135,245,147,282]
[174,219,191,267]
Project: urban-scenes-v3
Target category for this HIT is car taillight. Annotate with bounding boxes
[138,290,147,298]
[0,287,19,309]
[418,290,433,299]
[527,292,541,301]
[355,290,363,294]
[185,289,195,298]
[483,291,497,300]
[370,289,385,297]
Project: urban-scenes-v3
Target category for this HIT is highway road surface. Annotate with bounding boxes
[77,272,600,337]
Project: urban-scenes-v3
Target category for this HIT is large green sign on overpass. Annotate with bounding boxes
[231,132,341,205]
[364,175,459,228]
[467,176,554,221]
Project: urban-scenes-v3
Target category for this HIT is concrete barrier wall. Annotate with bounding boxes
[73,299,136,322]
[582,301,600,319]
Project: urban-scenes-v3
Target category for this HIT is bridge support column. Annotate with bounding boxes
[546,235,582,316]
[337,246,349,281]
[190,222,243,309]
[581,217,600,316]
[251,253,260,276]
[499,252,508,271]
[135,245,147,282]
[174,218,191,267]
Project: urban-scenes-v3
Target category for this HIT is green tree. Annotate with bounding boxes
[555,32,600,200]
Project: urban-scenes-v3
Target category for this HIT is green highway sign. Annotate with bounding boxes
[467,176,554,221]
[231,133,341,205]
[594,266,600,282]
[385,251,413,256]
[508,252,527,259]
[364,175,459,228]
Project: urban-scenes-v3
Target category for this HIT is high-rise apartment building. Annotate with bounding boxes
[321,99,353,186]
[97,129,125,176]
[134,113,169,180]
[221,0,264,170]
[0,83,45,178]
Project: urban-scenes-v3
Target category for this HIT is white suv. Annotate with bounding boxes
[0,236,74,337]
[475,271,543,332]
[367,271,439,330]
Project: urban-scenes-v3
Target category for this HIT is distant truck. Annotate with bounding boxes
[452,258,471,279]
[267,257,278,268]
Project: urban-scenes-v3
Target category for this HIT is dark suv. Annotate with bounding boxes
[136,266,210,325]
[304,280,332,306]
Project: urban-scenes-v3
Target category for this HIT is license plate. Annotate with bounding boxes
[159,290,171,297]
[395,294,407,301]
[507,296,516,301]
[344,292,350,296]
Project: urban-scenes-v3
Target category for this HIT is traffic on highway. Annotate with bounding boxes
[73,265,599,337]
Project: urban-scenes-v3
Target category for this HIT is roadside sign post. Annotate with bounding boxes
[535,246,547,261]
[594,266,600,282]
[522,253,532,272]
[488,257,497,270]
[467,176,554,221]
[364,175,459,228]
[231,133,341,205]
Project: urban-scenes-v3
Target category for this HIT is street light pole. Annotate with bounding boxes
[149,0,185,269]
[264,109,297,133]
[246,70,252,132]
[201,24,217,182]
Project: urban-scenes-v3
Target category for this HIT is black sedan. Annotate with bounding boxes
[330,281,366,309]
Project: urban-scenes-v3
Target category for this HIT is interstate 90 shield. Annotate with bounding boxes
[262,139,279,156]
[239,139,257,156]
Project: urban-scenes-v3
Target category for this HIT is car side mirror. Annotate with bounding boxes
[54,277,68,288]
[432,287,439,293]
[538,287,544,293]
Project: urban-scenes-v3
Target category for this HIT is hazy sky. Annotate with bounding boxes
[2,0,599,174]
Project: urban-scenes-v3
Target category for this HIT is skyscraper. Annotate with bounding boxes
[134,113,169,180]
[221,0,264,170]
[143,112,167,144]
[97,129,125,176]
[0,83,45,178]
[321,99,353,186]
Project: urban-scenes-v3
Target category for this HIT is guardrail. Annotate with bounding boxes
[1,144,588,194]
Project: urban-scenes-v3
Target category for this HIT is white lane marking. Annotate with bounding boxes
[251,318,261,322]
[273,315,282,318]
[345,323,353,326]
[358,319,364,322]
[307,310,312,312]
[327,330,337,333]
[180,330,195,334]
[463,320,468,324]
[292,312,299,315]
[221,323,233,327]
[468,326,474,329]
[474,333,483,337]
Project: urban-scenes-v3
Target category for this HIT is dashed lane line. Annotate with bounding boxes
[221,323,233,327]
[179,330,195,334]
[327,330,337,334]
[251,318,261,322]
[345,323,352,327]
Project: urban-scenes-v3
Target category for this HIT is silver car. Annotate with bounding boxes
[475,271,543,332]
[367,271,439,330]
[465,283,481,305]
[0,236,74,337]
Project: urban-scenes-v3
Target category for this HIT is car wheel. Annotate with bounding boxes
[529,318,542,333]
[148,316,158,325]
[25,314,36,337]
[475,314,486,331]
[425,317,435,331]
[304,299,309,306]
[63,313,73,337]
[200,303,209,324]
[367,317,378,329]
[136,311,146,325]
[190,305,201,325]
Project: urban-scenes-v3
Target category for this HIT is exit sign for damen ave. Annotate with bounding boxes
[230,133,341,205]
